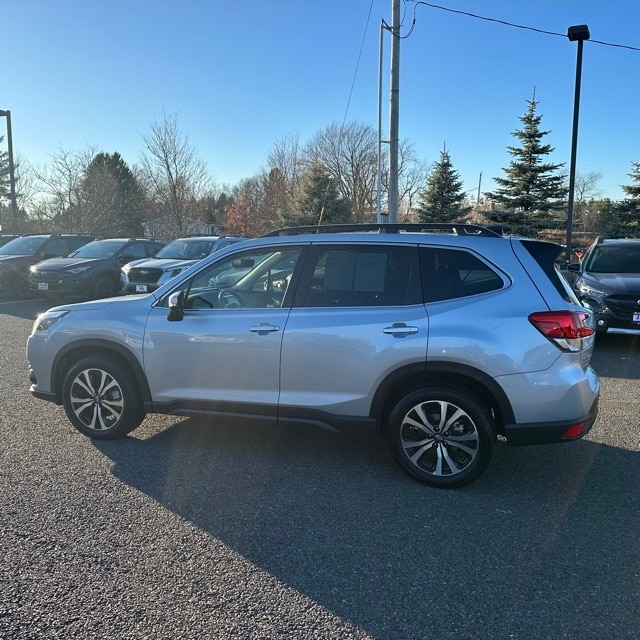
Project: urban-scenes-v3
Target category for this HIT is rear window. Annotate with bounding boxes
[419,247,504,303]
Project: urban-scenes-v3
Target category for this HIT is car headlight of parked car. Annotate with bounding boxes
[31,310,69,334]
[577,281,608,304]
[169,268,183,278]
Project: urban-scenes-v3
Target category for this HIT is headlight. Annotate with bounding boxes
[577,281,608,303]
[169,268,183,278]
[31,310,69,333]
[121,264,132,274]
[68,266,92,275]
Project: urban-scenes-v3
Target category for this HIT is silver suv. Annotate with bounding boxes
[27,224,599,487]
[121,235,246,294]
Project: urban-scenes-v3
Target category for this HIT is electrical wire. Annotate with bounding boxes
[403,1,640,51]
[318,0,375,225]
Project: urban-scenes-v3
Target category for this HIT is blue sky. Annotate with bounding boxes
[5,0,640,201]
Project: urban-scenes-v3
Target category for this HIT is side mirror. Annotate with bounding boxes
[167,291,185,322]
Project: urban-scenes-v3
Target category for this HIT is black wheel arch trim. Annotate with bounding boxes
[370,361,515,426]
[50,339,152,405]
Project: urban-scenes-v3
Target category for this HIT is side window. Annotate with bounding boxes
[123,243,146,260]
[301,245,419,307]
[420,247,504,303]
[43,237,71,257]
[68,237,92,252]
[175,246,302,310]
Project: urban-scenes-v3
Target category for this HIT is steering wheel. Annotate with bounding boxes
[218,289,245,308]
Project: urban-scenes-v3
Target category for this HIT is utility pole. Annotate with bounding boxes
[388,0,400,223]
[0,110,18,233]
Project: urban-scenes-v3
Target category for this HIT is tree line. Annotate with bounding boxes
[0,99,638,240]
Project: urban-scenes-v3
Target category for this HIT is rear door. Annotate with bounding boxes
[279,243,428,421]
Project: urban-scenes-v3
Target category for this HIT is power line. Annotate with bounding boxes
[405,1,640,51]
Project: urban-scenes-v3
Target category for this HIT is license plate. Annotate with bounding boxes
[633,312,640,323]
[38,282,48,290]
[135,284,148,293]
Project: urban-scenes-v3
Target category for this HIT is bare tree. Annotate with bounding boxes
[266,132,305,204]
[28,146,97,230]
[380,141,432,221]
[304,121,378,222]
[225,176,271,237]
[572,170,603,233]
[138,111,214,237]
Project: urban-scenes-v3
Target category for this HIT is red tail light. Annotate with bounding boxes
[528,311,595,352]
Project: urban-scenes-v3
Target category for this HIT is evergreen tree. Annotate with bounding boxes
[76,152,146,236]
[601,199,639,238]
[0,135,8,201]
[485,96,567,235]
[286,162,352,226]
[414,149,469,222]
[621,162,640,200]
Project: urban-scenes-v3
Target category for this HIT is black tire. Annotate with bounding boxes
[61,356,145,439]
[14,275,31,300]
[388,387,497,488]
[92,276,118,299]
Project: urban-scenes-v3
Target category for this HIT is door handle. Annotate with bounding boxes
[383,323,419,337]
[250,323,280,334]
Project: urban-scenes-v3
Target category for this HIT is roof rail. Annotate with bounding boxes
[262,223,502,238]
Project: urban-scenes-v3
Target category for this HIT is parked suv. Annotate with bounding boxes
[121,235,246,294]
[0,234,21,249]
[0,233,97,299]
[30,237,165,300]
[569,236,640,335]
[27,223,599,488]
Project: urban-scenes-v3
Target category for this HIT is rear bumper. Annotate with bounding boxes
[504,395,599,446]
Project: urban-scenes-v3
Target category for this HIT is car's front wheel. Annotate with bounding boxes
[92,276,118,299]
[61,356,145,439]
[388,387,497,488]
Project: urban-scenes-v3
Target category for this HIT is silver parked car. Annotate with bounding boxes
[120,235,246,294]
[27,223,599,488]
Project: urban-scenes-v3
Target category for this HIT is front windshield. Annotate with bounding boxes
[0,236,47,256]
[586,245,640,274]
[155,239,214,260]
[68,240,128,259]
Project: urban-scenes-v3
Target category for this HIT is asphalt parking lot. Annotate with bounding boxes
[1,296,639,640]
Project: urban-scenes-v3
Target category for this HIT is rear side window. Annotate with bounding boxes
[420,247,504,303]
[300,245,420,307]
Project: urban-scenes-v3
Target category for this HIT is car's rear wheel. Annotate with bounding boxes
[93,276,118,299]
[388,387,496,488]
[61,356,145,439]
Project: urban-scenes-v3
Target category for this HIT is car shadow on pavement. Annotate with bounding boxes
[93,416,640,639]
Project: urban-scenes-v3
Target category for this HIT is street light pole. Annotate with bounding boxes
[0,110,18,233]
[565,25,590,265]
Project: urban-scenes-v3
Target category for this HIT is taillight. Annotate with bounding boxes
[528,310,595,352]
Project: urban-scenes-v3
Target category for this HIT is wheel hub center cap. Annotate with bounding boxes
[434,434,445,442]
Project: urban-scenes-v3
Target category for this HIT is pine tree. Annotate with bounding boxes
[486,96,567,235]
[0,135,9,201]
[76,152,146,236]
[621,162,640,200]
[415,149,469,222]
[286,162,352,226]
